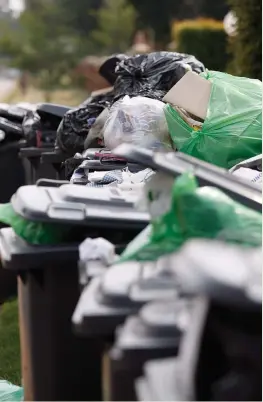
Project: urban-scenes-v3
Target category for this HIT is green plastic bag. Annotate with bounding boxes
[0,203,72,245]
[119,173,262,262]
[0,380,23,401]
[164,71,262,169]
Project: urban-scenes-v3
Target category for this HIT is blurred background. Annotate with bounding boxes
[0,0,261,105]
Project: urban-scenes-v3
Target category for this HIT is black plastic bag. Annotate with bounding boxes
[99,54,129,85]
[22,110,58,147]
[114,51,206,101]
[0,103,9,118]
[55,91,115,155]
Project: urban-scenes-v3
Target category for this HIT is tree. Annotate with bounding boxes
[91,0,137,55]
[201,0,229,20]
[129,0,229,47]
[227,0,261,79]
[0,2,80,100]
[129,0,180,46]
[57,0,103,37]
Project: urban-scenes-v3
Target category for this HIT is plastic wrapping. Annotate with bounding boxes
[22,111,56,147]
[0,203,73,245]
[84,108,110,149]
[23,109,63,147]
[99,54,129,85]
[119,172,262,262]
[232,168,262,186]
[164,71,262,169]
[22,110,42,146]
[114,51,205,101]
[79,237,115,264]
[0,380,23,401]
[56,91,115,155]
[103,96,171,150]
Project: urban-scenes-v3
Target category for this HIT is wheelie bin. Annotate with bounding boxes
[0,182,149,401]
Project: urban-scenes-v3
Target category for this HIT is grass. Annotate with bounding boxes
[0,299,21,385]
[4,85,88,106]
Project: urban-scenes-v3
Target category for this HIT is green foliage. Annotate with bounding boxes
[0,2,81,93]
[173,19,228,71]
[129,0,229,45]
[91,0,137,55]
[56,0,103,37]
[227,0,262,80]
[130,0,180,45]
[201,0,229,20]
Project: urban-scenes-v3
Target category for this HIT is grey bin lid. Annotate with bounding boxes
[0,227,78,271]
[171,239,262,308]
[139,299,190,333]
[11,184,149,228]
[113,144,262,212]
[138,358,180,401]
[72,277,138,337]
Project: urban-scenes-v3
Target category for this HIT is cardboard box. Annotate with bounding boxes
[163,71,211,120]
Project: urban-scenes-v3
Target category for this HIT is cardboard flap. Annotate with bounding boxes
[163,71,211,120]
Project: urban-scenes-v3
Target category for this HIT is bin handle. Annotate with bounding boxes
[36,178,70,187]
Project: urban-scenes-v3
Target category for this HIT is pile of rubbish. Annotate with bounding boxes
[0,51,261,242]
[0,51,261,188]
[56,51,262,185]
[0,51,261,401]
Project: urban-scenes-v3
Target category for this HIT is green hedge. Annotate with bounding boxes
[172,19,229,72]
[227,0,262,80]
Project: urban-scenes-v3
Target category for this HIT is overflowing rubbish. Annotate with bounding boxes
[22,104,69,148]
[0,203,73,245]
[229,153,262,185]
[22,110,58,147]
[164,71,262,168]
[84,107,110,149]
[232,167,262,185]
[103,96,170,151]
[56,90,115,155]
[230,153,262,172]
[85,167,154,189]
[99,54,129,85]
[119,172,262,262]
[79,237,115,264]
[113,52,205,101]
[0,50,262,402]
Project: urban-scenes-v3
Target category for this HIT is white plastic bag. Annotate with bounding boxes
[103,96,170,150]
[79,237,115,264]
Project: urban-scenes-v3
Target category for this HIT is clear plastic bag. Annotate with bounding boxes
[103,96,171,150]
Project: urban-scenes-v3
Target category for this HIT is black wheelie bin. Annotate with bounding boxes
[0,182,149,401]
